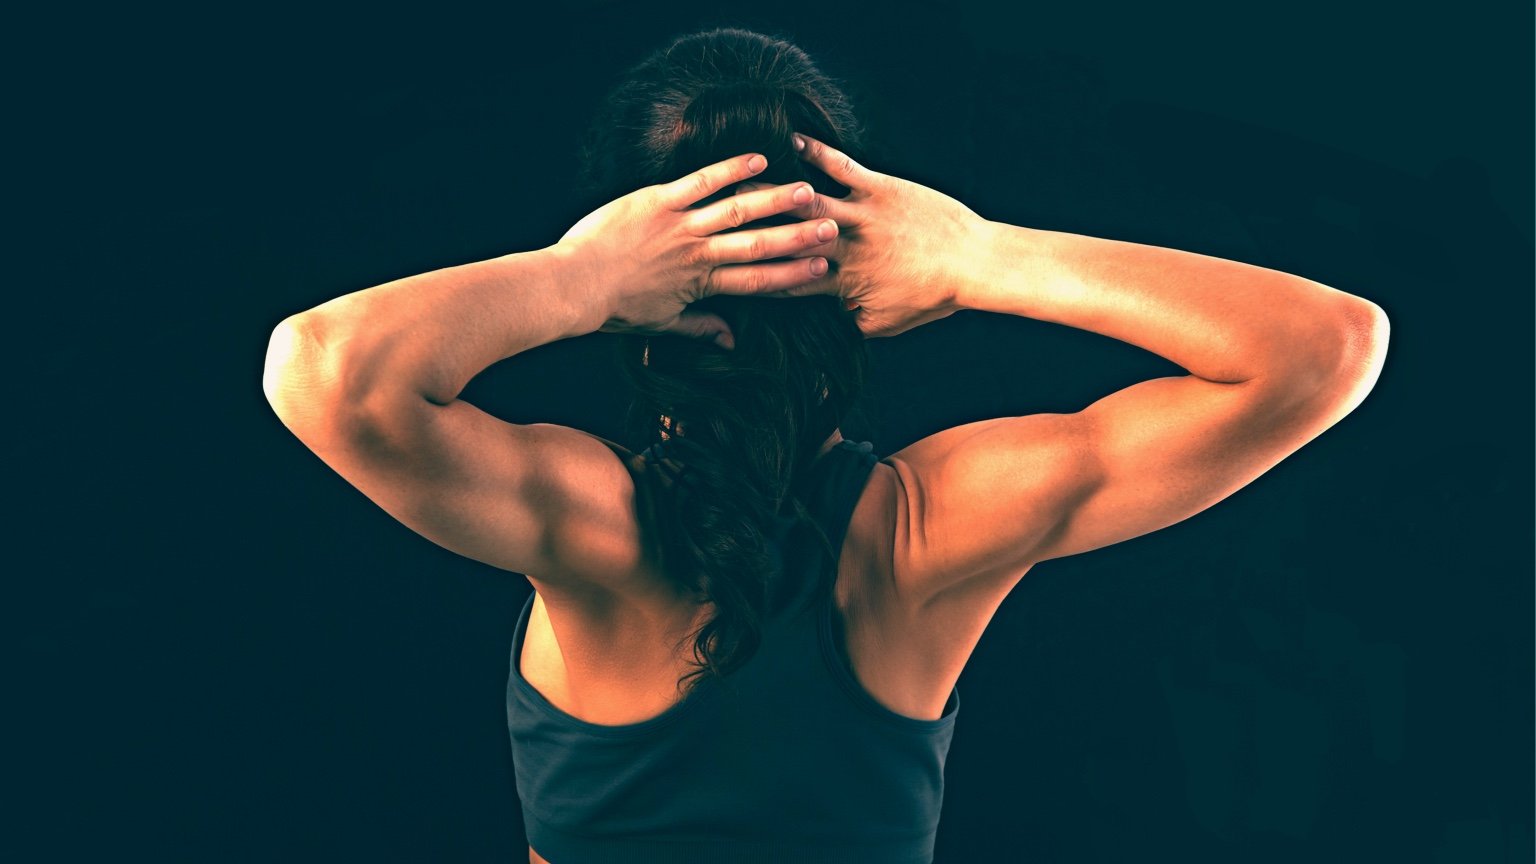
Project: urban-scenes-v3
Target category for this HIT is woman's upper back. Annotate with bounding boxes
[517,436,975,723]
[507,438,960,864]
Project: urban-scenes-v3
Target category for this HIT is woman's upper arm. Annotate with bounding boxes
[276,389,647,597]
[886,354,1376,610]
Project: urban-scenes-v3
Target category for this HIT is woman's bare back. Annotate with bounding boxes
[517,456,996,727]
[520,452,1008,863]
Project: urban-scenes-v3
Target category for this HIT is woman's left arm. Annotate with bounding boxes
[259,153,833,585]
[263,245,600,432]
[264,151,833,429]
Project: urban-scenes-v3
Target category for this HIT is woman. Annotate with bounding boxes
[262,26,1388,864]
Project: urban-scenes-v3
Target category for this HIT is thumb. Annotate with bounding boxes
[670,310,736,350]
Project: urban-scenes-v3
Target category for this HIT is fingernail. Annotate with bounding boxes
[792,134,805,152]
[816,220,837,242]
[715,331,735,350]
[748,155,767,173]
[810,257,828,275]
[792,184,812,204]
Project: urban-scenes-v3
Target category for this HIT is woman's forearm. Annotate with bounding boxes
[958,222,1382,386]
[268,245,606,418]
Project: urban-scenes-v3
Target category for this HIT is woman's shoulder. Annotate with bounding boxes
[581,432,650,473]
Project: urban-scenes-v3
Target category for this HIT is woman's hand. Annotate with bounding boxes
[553,152,838,349]
[750,132,992,338]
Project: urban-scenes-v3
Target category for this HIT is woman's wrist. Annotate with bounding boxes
[953,219,1041,316]
[541,241,619,335]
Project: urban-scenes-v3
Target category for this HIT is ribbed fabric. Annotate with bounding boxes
[507,439,959,864]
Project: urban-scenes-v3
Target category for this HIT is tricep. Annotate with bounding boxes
[885,333,1384,608]
[883,411,1099,608]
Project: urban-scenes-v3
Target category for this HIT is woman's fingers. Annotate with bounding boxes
[725,180,858,229]
[792,133,880,195]
[706,255,831,296]
[685,181,816,236]
[757,277,852,301]
[655,152,769,211]
[791,186,857,228]
[702,216,838,265]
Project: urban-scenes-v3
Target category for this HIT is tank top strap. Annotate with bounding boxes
[761,440,878,615]
[802,439,878,557]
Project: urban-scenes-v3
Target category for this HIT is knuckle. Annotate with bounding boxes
[726,201,747,229]
[745,235,767,260]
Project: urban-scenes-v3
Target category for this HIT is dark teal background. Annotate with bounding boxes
[26,1,1530,861]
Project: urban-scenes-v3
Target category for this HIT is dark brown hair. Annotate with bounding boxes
[574,26,878,698]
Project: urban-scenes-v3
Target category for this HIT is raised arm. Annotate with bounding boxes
[740,131,1387,607]
[884,220,1388,606]
[262,152,834,596]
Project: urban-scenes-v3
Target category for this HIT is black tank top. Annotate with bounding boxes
[506,438,960,863]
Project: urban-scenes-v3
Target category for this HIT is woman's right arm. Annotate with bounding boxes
[764,132,1389,606]
[886,221,1388,605]
[959,221,1387,391]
